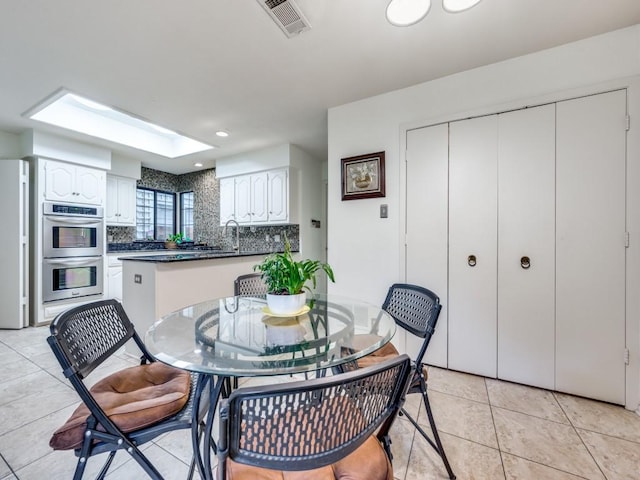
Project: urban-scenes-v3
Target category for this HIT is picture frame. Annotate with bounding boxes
[341,151,386,201]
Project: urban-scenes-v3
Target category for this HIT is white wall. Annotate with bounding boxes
[110,153,141,179]
[21,130,111,169]
[328,25,640,410]
[0,130,21,158]
[290,145,326,288]
[215,144,290,178]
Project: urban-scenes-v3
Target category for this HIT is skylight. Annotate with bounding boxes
[25,90,214,158]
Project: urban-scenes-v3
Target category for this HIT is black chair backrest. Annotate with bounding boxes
[382,283,442,361]
[218,354,412,475]
[234,273,267,297]
[48,299,141,379]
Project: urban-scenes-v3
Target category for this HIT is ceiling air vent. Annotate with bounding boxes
[257,0,311,38]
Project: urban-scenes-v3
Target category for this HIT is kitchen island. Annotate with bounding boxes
[121,250,281,355]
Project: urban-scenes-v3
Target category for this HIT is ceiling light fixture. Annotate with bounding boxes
[24,89,214,158]
[386,0,431,27]
[194,162,203,167]
[442,0,482,13]
[215,130,229,137]
[386,0,483,26]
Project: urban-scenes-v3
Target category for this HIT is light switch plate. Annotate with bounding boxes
[380,204,388,218]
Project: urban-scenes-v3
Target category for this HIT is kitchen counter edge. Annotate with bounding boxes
[118,250,296,263]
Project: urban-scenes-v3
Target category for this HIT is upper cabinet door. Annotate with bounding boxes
[106,176,136,225]
[74,166,104,205]
[106,176,119,223]
[219,177,236,225]
[268,169,288,223]
[44,160,104,205]
[116,177,136,225]
[448,114,499,378]
[251,172,268,223]
[44,161,74,202]
[234,175,252,224]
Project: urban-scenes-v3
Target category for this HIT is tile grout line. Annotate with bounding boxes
[0,451,19,480]
[484,378,508,480]
[487,381,598,480]
[552,391,609,480]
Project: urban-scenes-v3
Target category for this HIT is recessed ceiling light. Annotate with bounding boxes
[24,89,214,158]
[386,0,431,27]
[194,163,203,167]
[215,130,229,137]
[442,0,483,13]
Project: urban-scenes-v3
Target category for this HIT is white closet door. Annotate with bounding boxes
[406,123,449,367]
[556,90,627,404]
[449,115,498,377]
[497,105,556,389]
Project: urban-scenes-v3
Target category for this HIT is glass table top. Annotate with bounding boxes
[145,293,396,377]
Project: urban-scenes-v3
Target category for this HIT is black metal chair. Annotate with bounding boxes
[47,299,206,480]
[355,284,456,479]
[216,354,412,480]
[234,272,267,296]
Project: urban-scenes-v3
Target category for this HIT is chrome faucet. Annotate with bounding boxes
[223,219,241,253]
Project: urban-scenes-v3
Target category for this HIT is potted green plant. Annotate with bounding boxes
[254,235,335,315]
[165,233,184,249]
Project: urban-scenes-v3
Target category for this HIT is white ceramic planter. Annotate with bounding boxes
[266,293,306,315]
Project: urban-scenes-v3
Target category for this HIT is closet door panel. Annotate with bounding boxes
[406,124,449,367]
[556,90,626,404]
[497,104,556,389]
[449,115,498,377]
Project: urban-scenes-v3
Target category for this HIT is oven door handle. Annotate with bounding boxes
[44,216,103,227]
[44,258,101,267]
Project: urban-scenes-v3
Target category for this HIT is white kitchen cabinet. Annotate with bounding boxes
[44,159,105,205]
[106,254,124,302]
[219,177,236,224]
[267,169,288,223]
[555,90,627,404]
[234,172,268,224]
[220,168,289,225]
[234,175,252,224]
[106,251,164,302]
[108,265,124,302]
[448,114,499,378]
[497,104,556,389]
[251,173,268,222]
[106,175,136,225]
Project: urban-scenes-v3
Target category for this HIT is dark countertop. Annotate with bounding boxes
[107,241,220,254]
[119,249,292,263]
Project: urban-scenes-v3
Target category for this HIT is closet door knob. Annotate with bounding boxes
[521,256,531,269]
[467,255,477,267]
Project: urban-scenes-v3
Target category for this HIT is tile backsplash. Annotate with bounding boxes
[107,166,299,251]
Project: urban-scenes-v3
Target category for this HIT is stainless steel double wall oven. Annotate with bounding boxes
[42,202,104,302]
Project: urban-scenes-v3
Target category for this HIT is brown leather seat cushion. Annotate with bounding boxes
[225,435,393,480]
[50,362,191,450]
[221,391,395,480]
[352,335,429,381]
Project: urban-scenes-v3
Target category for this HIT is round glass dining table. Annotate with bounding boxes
[144,293,396,480]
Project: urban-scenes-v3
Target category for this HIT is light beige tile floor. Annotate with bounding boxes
[1,326,640,480]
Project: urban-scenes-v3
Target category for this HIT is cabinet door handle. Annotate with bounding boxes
[468,255,477,267]
[521,256,531,269]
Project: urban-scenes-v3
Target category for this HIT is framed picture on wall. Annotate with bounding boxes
[341,151,386,201]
